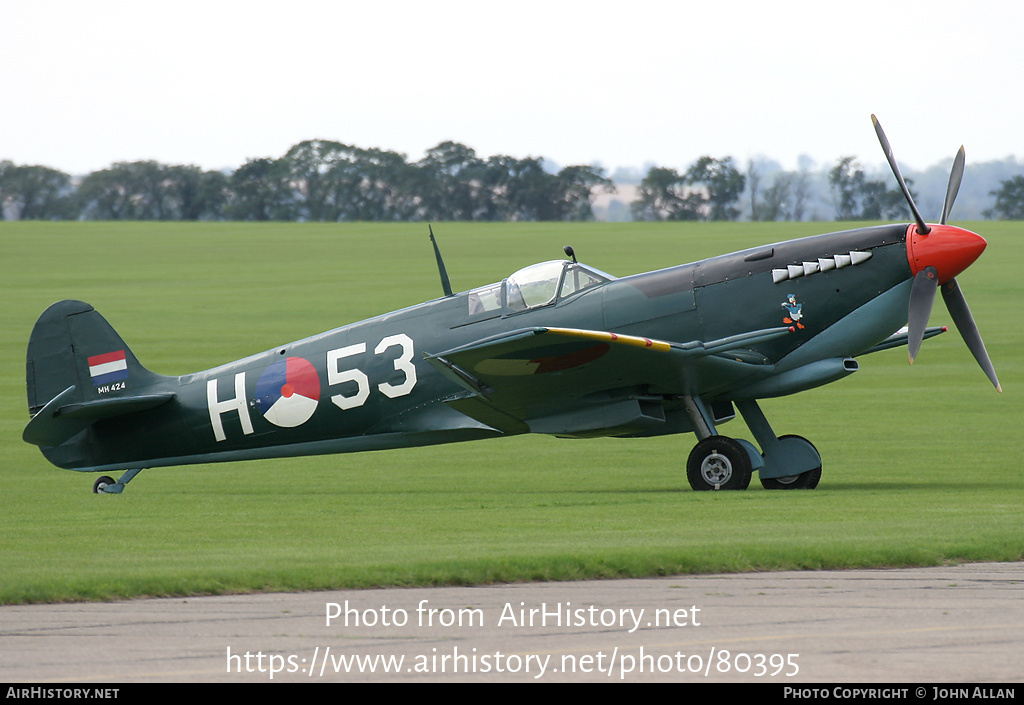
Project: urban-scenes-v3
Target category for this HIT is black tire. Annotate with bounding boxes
[686,436,752,491]
[93,476,116,494]
[760,467,821,489]
[759,435,821,489]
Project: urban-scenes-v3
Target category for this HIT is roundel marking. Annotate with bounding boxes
[254,357,321,428]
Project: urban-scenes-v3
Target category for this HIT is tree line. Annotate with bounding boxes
[2,140,1023,222]
[631,155,1024,222]
[0,140,612,223]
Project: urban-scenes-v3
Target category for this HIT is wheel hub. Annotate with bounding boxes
[700,450,733,485]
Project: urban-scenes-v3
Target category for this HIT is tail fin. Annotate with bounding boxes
[25,300,173,451]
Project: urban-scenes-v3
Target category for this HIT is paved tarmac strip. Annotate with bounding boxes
[1,562,1021,683]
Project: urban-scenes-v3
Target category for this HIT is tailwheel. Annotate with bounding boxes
[92,476,116,494]
[686,436,752,491]
[759,434,821,489]
[91,468,142,494]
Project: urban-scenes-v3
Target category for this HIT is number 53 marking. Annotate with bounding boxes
[327,334,417,411]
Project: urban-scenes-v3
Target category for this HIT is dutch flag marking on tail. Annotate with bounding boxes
[88,350,129,386]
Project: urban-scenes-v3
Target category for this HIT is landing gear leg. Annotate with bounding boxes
[682,395,755,491]
[735,399,821,489]
[92,468,143,494]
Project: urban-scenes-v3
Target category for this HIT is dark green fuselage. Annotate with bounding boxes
[31,224,913,474]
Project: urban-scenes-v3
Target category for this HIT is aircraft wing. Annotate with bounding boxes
[424,326,792,436]
[858,325,947,355]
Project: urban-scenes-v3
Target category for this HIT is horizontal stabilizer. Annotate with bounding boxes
[23,387,175,447]
[56,393,176,420]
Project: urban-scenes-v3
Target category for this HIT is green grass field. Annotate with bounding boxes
[1,221,1021,604]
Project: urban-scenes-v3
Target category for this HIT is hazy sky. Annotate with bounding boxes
[3,0,1022,176]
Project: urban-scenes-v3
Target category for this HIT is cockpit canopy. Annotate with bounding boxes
[466,260,613,316]
[506,260,612,312]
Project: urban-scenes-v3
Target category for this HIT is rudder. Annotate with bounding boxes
[27,300,161,411]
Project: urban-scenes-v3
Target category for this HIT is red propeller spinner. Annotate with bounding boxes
[906,223,987,284]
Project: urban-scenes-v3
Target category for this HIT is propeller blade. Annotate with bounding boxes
[940,146,966,225]
[908,267,938,364]
[941,278,1002,392]
[872,115,930,234]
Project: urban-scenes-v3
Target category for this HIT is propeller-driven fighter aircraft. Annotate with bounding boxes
[24,117,1000,493]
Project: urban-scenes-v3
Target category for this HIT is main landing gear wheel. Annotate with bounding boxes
[687,436,752,491]
[759,435,822,489]
[92,476,116,494]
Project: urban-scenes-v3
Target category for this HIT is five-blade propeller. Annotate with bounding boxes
[871,115,1001,392]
